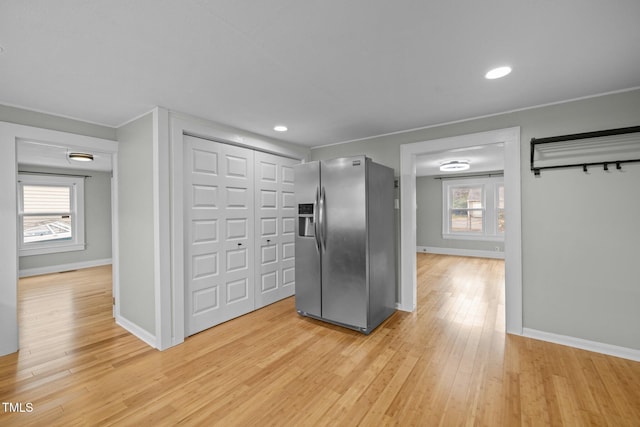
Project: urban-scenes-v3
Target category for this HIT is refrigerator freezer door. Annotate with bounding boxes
[294,162,322,318]
[321,156,368,329]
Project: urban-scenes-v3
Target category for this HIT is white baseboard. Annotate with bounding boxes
[417,246,504,259]
[19,258,112,278]
[116,315,158,349]
[523,328,640,362]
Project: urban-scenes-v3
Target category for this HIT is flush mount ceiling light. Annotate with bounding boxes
[440,160,470,172]
[274,125,288,132]
[485,66,512,79]
[68,152,94,162]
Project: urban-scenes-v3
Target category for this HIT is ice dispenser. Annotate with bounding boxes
[298,203,315,237]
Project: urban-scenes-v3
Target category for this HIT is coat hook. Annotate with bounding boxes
[583,164,588,172]
[603,163,609,171]
[616,162,622,170]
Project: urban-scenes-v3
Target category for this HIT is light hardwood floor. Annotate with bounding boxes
[1,255,639,426]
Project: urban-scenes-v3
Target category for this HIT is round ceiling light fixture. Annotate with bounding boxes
[440,160,470,172]
[274,125,288,132]
[485,66,512,79]
[68,152,94,162]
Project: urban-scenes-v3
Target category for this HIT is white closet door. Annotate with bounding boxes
[254,151,298,308]
[184,135,255,336]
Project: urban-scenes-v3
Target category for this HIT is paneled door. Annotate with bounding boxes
[254,151,298,308]
[184,135,255,336]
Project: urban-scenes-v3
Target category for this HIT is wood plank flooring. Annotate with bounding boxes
[1,255,639,425]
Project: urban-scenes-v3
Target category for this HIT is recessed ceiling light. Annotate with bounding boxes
[68,152,94,162]
[274,125,288,132]
[485,66,512,80]
[440,160,470,172]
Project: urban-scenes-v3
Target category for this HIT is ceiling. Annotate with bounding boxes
[1,1,639,148]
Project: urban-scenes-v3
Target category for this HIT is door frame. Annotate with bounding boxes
[0,122,119,357]
[399,127,523,334]
[168,114,307,347]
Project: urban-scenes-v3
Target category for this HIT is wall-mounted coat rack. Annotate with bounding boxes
[530,125,640,176]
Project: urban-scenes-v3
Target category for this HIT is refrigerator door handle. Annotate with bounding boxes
[320,186,327,251]
[313,187,321,251]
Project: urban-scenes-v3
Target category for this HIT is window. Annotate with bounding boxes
[18,174,85,256]
[497,183,505,233]
[442,177,504,241]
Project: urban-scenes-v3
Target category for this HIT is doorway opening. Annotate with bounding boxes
[0,122,118,357]
[399,127,522,335]
[16,140,117,351]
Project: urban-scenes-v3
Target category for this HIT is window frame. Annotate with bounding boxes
[442,176,504,241]
[496,182,505,234]
[18,173,86,256]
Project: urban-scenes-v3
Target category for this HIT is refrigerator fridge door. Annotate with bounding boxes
[320,156,368,329]
[294,161,322,318]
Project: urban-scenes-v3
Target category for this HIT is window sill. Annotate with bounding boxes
[19,243,86,257]
[442,233,504,242]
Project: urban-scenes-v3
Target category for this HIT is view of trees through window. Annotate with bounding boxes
[443,178,505,239]
[450,186,483,232]
[497,184,505,233]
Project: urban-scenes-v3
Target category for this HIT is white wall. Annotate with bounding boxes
[0,124,19,356]
[116,113,156,336]
[526,163,640,347]
[312,88,640,351]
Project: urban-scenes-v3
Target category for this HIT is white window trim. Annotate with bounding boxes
[18,174,86,256]
[442,176,504,241]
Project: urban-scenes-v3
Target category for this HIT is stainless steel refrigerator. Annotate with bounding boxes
[294,156,396,334]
